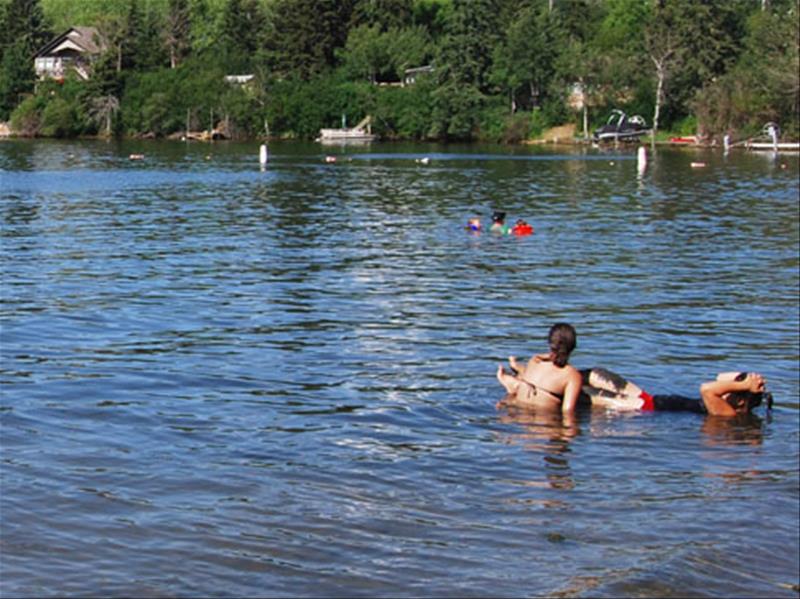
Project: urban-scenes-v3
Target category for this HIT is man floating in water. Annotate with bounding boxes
[580,368,771,417]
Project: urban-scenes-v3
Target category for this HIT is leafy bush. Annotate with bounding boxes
[475,100,512,143]
[675,115,698,136]
[9,95,43,136]
[9,78,87,137]
[373,80,435,140]
[40,97,79,137]
[528,107,548,139]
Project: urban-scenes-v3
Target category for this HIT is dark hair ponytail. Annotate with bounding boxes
[549,323,576,368]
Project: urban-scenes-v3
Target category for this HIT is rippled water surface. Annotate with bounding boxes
[1,140,799,597]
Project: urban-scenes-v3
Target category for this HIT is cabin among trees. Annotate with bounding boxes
[34,27,107,81]
[1,0,798,142]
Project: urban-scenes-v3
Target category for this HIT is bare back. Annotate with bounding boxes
[515,357,582,412]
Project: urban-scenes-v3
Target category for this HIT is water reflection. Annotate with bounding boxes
[700,413,766,447]
[495,401,579,492]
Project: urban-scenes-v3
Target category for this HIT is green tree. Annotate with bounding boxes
[40,95,78,136]
[693,1,799,137]
[561,0,647,131]
[492,4,562,114]
[410,0,450,38]
[350,0,414,30]
[267,0,355,79]
[122,0,168,71]
[0,42,36,119]
[166,0,191,68]
[386,25,430,76]
[0,0,51,50]
[218,0,266,73]
[0,0,51,120]
[432,0,500,139]
[340,24,429,83]
[643,1,688,134]
[644,0,749,134]
[340,24,387,83]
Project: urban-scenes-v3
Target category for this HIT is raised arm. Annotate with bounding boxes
[700,372,765,416]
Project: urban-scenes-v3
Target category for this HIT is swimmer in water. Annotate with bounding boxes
[466,217,482,232]
[512,219,533,235]
[496,323,583,415]
[490,211,511,234]
[581,367,771,416]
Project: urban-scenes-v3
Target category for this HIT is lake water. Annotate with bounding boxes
[1,139,798,598]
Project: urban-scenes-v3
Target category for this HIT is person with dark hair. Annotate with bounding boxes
[496,323,583,415]
[581,367,772,416]
[490,211,511,234]
[511,219,533,236]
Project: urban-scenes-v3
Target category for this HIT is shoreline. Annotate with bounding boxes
[2,121,797,151]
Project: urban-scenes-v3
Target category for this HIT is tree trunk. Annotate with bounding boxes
[583,104,588,139]
[652,57,665,135]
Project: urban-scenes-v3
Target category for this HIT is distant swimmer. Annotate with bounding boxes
[496,323,583,416]
[490,211,511,234]
[581,367,772,416]
[512,219,533,235]
[466,217,482,232]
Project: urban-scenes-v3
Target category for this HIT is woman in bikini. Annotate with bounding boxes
[496,323,583,415]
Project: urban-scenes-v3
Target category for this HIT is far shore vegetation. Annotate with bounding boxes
[1,0,798,143]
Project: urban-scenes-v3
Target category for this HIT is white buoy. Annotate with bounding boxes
[637,145,647,175]
[259,144,268,167]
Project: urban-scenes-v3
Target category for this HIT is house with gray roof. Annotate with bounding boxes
[34,27,107,81]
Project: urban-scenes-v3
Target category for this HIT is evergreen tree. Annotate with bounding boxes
[218,0,267,73]
[0,0,51,120]
[134,3,169,70]
[121,0,143,71]
[267,0,355,80]
[0,0,51,51]
[432,0,500,139]
[436,0,499,93]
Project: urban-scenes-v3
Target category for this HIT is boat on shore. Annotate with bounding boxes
[744,141,800,151]
[736,122,799,152]
[593,109,650,142]
[318,115,377,143]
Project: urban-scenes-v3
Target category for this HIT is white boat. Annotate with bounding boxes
[742,122,799,152]
[318,115,377,143]
[745,141,800,151]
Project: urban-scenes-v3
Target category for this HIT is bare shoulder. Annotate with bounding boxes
[564,364,582,381]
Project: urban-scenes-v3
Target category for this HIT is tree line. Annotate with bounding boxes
[1,0,798,142]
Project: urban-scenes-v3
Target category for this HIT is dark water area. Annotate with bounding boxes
[1,139,798,598]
